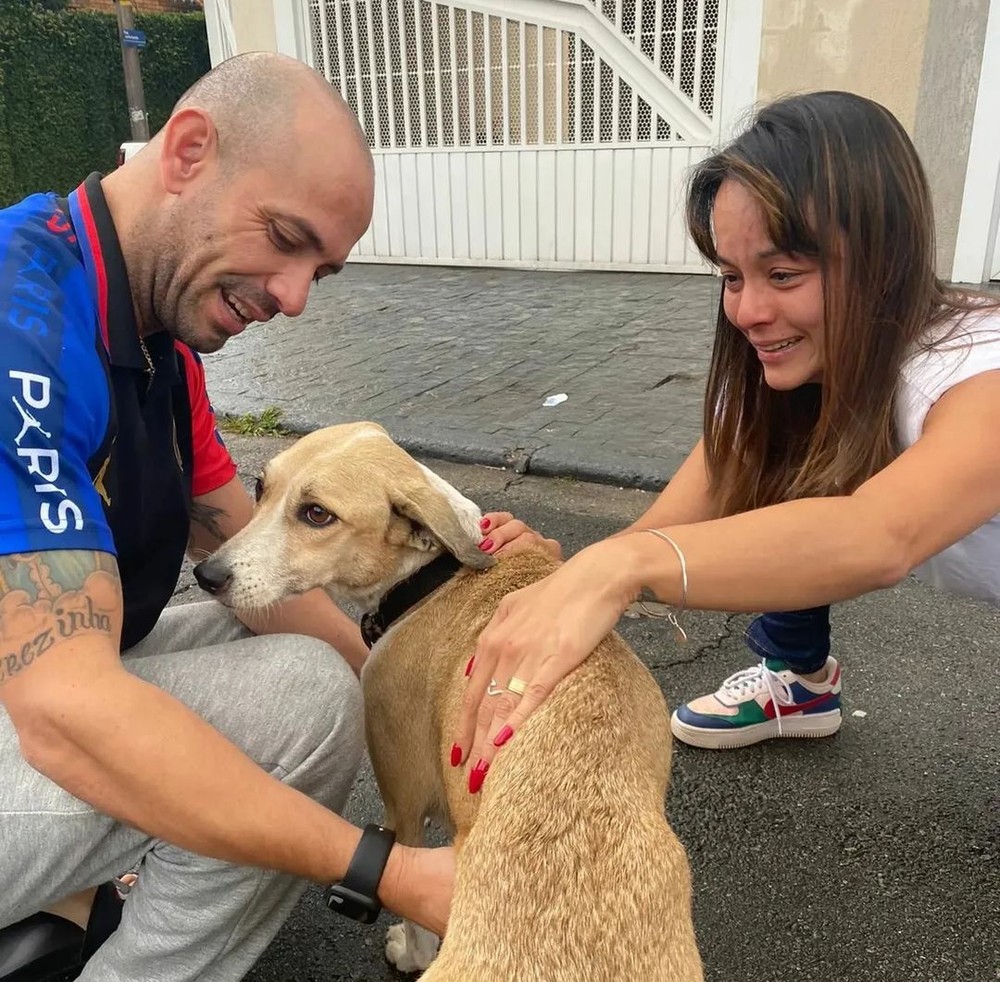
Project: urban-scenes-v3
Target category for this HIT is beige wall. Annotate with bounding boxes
[756,0,991,279]
[231,0,278,53]
[757,0,931,133]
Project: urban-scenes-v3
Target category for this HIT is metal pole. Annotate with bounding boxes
[114,0,150,142]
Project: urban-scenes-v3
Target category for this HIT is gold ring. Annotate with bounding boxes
[507,676,528,696]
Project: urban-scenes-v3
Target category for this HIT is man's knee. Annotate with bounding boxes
[257,635,365,809]
[127,631,364,811]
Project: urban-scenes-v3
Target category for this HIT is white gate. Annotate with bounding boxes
[299,0,750,271]
[204,0,239,67]
[951,0,1000,285]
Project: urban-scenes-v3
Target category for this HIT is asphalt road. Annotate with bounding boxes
[175,435,1000,982]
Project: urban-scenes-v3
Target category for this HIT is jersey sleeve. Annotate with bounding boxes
[175,343,238,497]
[0,237,115,558]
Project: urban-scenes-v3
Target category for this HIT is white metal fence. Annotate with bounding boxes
[308,0,718,148]
[304,0,727,270]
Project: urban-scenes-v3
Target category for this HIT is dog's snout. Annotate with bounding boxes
[193,557,234,596]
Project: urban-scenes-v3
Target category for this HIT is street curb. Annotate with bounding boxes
[528,445,675,492]
[230,409,671,492]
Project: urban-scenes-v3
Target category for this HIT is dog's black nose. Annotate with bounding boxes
[193,557,233,596]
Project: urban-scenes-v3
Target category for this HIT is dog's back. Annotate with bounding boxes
[370,550,703,981]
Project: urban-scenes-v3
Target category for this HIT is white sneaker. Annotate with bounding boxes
[670,657,843,750]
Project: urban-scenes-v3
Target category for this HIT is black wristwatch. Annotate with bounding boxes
[324,824,397,923]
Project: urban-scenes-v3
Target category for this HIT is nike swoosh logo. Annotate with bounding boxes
[764,691,836,718]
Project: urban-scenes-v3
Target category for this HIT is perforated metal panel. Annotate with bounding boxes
[306,0,718,148]
[297,0,734,271]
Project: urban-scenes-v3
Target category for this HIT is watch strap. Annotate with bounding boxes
[342,823,396,895]
[325,823,396,922]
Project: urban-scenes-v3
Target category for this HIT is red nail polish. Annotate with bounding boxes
[480,517,491,531]
[493,724,514,748]
[469,760,489,794]
[450,744,462,767]
[464,656,475,677]
[479,538,494,552]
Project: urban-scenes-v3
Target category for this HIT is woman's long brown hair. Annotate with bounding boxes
[686,90,999,517]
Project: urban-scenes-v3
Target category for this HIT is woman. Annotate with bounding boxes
[453,90,1000,785]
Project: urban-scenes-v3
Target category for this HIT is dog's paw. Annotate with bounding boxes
[385,920,439,973]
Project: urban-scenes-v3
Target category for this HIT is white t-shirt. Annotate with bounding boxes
[894,307,1000,605]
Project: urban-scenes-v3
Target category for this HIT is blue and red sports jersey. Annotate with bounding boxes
[0,173,237,649]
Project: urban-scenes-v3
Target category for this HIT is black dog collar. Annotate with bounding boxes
[360,552,464,648]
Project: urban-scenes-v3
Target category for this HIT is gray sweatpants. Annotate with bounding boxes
[0,600,365,981]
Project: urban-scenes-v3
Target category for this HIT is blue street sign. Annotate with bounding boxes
[122,29,147,49]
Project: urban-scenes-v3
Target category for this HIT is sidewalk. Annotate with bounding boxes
[202,265,720,490]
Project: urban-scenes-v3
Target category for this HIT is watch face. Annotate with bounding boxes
[325,884,381,923]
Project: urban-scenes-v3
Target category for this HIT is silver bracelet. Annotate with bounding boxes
[639,528,688,643]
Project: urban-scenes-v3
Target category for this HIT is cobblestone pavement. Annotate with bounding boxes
[202,265,721,490]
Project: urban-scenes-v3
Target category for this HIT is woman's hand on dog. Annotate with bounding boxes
[380,843,455,937]
[477,512,563,561]
[453,539,639,792]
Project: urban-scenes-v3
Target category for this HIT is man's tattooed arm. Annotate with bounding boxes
[187,479,255,561]
[188,501,230,556]
[190,501,228,543]
[0,550,121,689]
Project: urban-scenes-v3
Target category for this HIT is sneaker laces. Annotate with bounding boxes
[719,658,793,736]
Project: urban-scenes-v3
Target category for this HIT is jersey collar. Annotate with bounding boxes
[67,171,148,372]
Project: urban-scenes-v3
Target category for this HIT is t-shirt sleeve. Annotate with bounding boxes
[175,343,238,497]
[897,310,1000,447]
[0,253,115,557]
[912,313,1000,403]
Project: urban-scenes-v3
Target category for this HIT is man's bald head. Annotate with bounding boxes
[105,51,374,356]
[171,51,369,169]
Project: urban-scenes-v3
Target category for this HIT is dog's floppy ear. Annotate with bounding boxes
[391,484,495,570]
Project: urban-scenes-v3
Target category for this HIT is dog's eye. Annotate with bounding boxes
[301,504,336,527]
[254,478,264,502]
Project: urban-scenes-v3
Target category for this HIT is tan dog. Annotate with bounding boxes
[197,422,703,981]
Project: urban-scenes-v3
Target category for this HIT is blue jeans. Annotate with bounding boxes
[745,606,831,675]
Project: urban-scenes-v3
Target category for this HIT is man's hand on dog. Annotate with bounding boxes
[380,843,455,937]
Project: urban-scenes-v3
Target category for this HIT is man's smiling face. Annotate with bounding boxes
[150,98,374,354]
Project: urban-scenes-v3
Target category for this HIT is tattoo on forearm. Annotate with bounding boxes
[189,501,229,548]
[0,551,119,687]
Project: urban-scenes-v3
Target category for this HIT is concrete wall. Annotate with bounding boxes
[231,0,278,53]
[757,0,991,278]
[757,0,931,132]
[913,0,992,277]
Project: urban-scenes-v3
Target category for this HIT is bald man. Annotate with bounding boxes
[0,52,453,981]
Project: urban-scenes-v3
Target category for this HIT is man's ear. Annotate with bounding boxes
[159,107,219,194]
